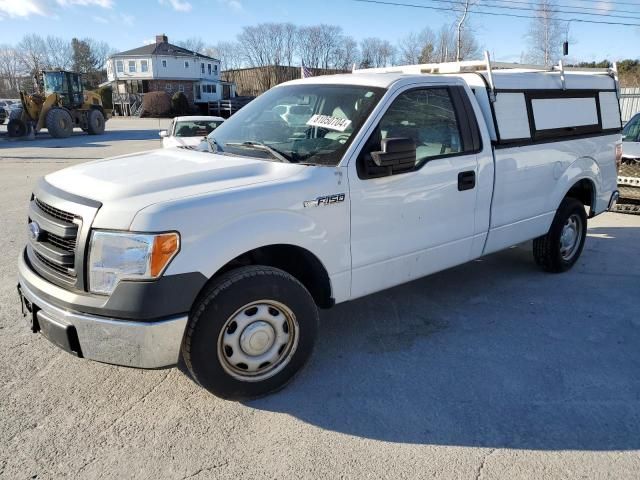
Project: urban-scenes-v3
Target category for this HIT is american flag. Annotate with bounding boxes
[301,64,313,79]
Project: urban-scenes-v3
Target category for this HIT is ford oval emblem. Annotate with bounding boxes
[28,221,41,241]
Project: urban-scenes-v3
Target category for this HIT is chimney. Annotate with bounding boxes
[156,34,168,45]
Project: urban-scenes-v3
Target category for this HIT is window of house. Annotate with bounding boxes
[207,64,212,75]
[116,60,123,73]
[165,83,173,92]
[162,59,167,68]
[128,61,136,73]
[214,64,218,73]
[141,60,148,73]
[178,84,184,93]
[201,63,205,74]
[184,61,189,69]
[201,84,217,94]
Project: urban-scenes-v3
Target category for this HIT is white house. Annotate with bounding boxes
[106,34,235,115]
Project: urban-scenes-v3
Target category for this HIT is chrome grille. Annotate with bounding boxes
[34,250,73,276]
[28,197,80,285]
[35,197,76,223]
[46,231,77,252]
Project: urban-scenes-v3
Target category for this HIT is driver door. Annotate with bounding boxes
[348,85,481,299]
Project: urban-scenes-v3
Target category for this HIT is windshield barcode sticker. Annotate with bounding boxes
[306,114,352,132]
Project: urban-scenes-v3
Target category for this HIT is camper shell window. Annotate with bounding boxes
[490,88,621,146]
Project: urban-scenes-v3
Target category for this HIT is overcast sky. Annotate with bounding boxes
[1,0,639,62]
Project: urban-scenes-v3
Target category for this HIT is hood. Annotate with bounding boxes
[45,148,306,203]
[43,149,308,229]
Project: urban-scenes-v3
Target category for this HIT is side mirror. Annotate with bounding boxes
[371,137,416,173]
[159,130,168,138]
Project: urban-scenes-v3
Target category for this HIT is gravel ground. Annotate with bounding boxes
[1,118,639,479]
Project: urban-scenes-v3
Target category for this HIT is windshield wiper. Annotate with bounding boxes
[207,136,223,153]
[224,141,291,163]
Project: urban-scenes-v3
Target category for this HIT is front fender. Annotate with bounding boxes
[129,184,352,303]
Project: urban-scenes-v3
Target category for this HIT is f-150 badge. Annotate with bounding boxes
[304,193,345,208]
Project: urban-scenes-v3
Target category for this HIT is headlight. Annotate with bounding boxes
[89,231,180,295]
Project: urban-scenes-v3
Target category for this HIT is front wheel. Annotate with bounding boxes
[533,197,587,273]
[182,266,319,400]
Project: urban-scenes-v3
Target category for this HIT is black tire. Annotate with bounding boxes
[533,197,587,273]
[9,108,23,121]
[45,108,73,138]
[182,266,319,400]
[7,118,26,137]
[86,109,105,135]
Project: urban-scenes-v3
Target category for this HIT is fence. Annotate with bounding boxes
[222,66,349,97]
[620,88,640,123]
[207,97,255,118]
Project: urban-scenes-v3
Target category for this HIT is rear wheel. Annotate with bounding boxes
[533,197,587,272]
[182,266,319,400]
[86,109,105,135]
[46,108,73,138]
[7,118,27,137]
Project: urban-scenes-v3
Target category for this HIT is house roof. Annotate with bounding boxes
[113,42,218,61]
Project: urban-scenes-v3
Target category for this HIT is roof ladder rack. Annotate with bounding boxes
[484,51,496,103]
[558,59,566,90]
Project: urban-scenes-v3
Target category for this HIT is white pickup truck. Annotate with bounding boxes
[17,58,621,399]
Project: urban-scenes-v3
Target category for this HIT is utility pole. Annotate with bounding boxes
[456,0,472,61]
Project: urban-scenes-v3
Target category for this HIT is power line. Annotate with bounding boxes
[469,0,640,20]
[351,0,640,27]
[481,0,640,17]
[356,0,640,20]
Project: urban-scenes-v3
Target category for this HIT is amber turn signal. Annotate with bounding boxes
[151,233,180,277]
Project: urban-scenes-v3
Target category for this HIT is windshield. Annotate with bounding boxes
[207,84,385,165]
[622,114,640,142]
[43,72,65,95]
[174,120,223,137]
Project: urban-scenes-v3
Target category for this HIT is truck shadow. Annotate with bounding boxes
[247,223,640,450]
[0,129,162,149]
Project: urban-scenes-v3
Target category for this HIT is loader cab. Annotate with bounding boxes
[42,71,84,109]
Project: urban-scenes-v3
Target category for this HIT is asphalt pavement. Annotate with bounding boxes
[1,119,639,479]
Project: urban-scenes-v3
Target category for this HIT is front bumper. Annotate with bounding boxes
[18,251,190,369]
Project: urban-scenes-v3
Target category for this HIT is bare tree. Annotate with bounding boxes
[397,28,436,65]
[85,39,112,70]
[237,23,298,90]
[298,24,349,70]
[332,36,360,70]
[525,0,564,66]
[360,38,395,68]
[206,41,245,71]
[177,37,206,55]
[18,34,48,75]
[0,45,24,96]
[46,36,72,70]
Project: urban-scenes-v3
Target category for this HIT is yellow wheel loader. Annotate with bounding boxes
[7,70,108,139]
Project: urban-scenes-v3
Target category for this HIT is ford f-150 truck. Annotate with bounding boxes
[17,57,622,399]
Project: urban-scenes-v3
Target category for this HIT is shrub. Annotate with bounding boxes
[171,91,190,115]
[141,91,171,117]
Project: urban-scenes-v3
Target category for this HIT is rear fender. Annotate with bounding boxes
[548,156,601,218]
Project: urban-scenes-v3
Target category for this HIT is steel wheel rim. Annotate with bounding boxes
[560,214,582,261]
[217,300,299,382]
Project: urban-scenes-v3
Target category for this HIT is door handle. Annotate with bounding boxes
[458,171,476,191]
